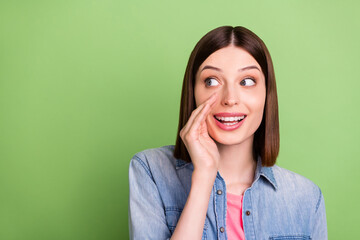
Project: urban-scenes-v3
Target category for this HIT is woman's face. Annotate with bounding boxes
[194,45,266,146]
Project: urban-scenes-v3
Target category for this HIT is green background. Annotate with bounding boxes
[1,0,359,239]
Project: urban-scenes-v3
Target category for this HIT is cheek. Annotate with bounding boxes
[246,91,266,110]
[205,115,216,138]
[254,95,266,112]
[246,90,266,123]
[194,85,212,107]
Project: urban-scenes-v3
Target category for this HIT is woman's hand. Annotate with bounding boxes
[179,93,219,176]
[171,93,219,240]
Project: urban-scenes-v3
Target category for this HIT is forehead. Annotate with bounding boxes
[198,46,260,73]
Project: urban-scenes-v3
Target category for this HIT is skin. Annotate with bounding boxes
[171,45,266,239]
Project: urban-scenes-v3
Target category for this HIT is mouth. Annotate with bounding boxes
[213,113,247,130]
[214,115,246,125]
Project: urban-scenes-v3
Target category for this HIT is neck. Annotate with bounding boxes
[217,136,257,193]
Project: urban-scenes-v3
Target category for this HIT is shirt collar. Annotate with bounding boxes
[175,158,193,169]
[255,156,278,190]
[175,155,278,190]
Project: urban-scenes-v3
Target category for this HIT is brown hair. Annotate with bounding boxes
[173,26,279,167]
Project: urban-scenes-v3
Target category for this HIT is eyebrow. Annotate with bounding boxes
[200,65,261,73]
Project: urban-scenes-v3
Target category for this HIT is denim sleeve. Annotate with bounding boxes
[311,187,328,240]
[128,155,171,240]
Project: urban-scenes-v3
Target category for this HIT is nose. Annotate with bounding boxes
[221,86,239,106]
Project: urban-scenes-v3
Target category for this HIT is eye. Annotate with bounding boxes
[240,78,255,86]
[204,77,219,87]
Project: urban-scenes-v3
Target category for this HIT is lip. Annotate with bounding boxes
[214,112,246,117]
[213,112,247,131]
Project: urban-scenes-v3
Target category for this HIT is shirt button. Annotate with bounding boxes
[216,190,223,195]
[220,227,225,233]
[246,210,251,216]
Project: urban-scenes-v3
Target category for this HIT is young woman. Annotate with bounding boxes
[128,26,327,240]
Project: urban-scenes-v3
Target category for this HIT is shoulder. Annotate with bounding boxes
[129,145,193,202]
[132,145,175,160]
[129,145,180,178]
[131,145,176,166]
[272,164,318,188]
[271,164,323,210]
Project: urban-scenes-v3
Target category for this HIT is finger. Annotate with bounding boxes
[183,106,211,151]
[181,103,206,137]
[208,92,217,107]
[189,93,218,138]
[197,93,217,129]
[183,93,217,132]
[208,92,218,104]
[186,102,211,138]
[181,92,218,140]
[198,117,209,136]
[205,93,218,115]
[182,103,210,141]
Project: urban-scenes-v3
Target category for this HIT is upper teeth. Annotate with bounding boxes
[215,116,245,121]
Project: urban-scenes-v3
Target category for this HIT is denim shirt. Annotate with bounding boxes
[128,145,327,240]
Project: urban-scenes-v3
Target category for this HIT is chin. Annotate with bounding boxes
[206,116,258,147]
[209,130,253,146]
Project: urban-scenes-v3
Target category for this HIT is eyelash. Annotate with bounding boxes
[204,77,256,86]
[204,77,219,86]
[240,77,256,86]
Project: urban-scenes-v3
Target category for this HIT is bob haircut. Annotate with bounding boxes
[174,26,279,167]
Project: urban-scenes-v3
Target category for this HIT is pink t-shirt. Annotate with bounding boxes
[226,192,245,240]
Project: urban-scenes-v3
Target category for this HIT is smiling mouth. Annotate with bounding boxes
[214,115,246,126]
